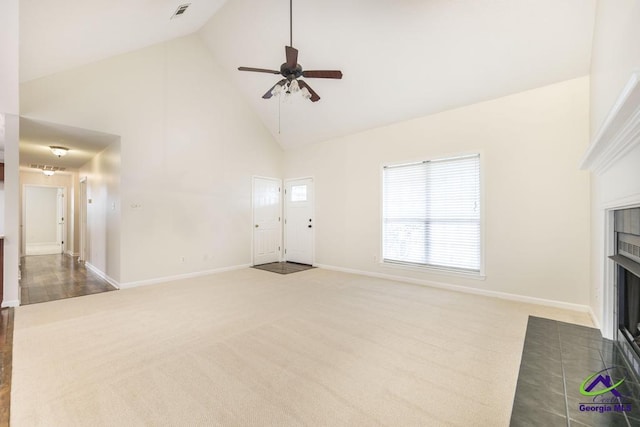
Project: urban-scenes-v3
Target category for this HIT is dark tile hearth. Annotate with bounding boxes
[252,261,315,275]
[511,316,640,427]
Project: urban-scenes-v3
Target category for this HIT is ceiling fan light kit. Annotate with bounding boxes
[238,0,342,102]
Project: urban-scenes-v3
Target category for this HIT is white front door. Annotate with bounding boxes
[285,178,314,265]
[253,177,282,265]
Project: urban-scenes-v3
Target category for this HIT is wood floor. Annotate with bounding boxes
[20,254,117,305]
[0,308,13,427]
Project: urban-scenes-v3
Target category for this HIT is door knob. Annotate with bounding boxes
[255,224,259,228]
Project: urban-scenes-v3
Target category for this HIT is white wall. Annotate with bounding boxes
[20,34,283,284]
[0,0,20,306]
[590,0,640,135]
[0,0,18,114]
[285,77,591,305]
[588,1,640,328]
[79,143,121,282]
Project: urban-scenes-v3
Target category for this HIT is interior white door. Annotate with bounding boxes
[253,177,281,265]
[57,188,65,254]
[285,178,314,265]
[79,178,87,262]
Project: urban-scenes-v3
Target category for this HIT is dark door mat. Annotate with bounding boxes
[252,262,315,275]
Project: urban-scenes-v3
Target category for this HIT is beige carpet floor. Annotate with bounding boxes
[11,268,592,426]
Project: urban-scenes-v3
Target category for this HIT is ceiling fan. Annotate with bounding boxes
[238,0,342,102]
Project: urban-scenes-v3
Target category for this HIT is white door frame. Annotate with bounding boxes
[79,176,88,263]
[284,176,315,265]
[57,187,66,254]
[22,184,67,256]
[251,176,282,265]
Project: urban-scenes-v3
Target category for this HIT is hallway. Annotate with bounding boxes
[20,254,116,305]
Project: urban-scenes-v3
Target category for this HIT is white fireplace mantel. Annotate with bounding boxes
[581,71,640,174]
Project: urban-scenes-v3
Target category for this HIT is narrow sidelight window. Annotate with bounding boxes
[382,154,481,273]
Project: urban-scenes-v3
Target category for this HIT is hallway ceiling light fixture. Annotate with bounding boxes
[31,164,66,176]
[49,146,69,157]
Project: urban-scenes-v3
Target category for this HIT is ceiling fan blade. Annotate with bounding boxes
[238,67,281,74]
[302,70,343,79]
[262,79,288,99]
[298,80,320,102]
[285,46,298,69]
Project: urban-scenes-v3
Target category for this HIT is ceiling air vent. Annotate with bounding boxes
[171,3,191,19]
[30,164,66,171]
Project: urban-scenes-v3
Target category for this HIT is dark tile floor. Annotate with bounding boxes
[511,316,640,427]
[252,261,315,275]
[20,254,117,305]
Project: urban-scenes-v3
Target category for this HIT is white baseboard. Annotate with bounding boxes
[316,264,591,314]
[589,306,602,331]
[119,264,252,289]
[85,262,121,290]
[1,299,20,308]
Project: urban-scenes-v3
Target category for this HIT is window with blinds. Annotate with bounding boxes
[382,154,481,273]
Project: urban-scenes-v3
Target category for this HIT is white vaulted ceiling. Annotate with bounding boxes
[20,0,229,82]
[20,0,596,149]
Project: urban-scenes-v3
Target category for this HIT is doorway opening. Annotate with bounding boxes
[23,185,65,256]
[18,117,122,306]
[19,179,115,305]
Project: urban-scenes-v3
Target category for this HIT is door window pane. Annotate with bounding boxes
[291,185,307,202]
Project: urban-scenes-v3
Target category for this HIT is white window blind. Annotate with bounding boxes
[383,154,481,272]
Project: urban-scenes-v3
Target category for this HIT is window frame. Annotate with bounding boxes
[379,152,485,279]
